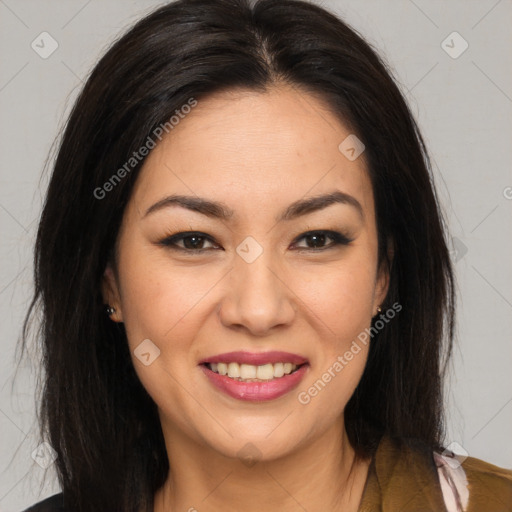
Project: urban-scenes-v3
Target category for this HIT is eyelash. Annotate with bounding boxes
[158,230,353,254]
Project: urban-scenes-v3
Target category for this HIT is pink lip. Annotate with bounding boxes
[198,350,308,366]
[200,363,309,402]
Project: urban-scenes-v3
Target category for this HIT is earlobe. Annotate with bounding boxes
[101,265,123,322]
[374,237,394,312]
[379,258,391,295]
[374,265,390,314]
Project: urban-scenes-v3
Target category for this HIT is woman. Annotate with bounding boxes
[20,0,512,511]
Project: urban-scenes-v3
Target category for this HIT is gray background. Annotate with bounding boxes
[1,0,511,510]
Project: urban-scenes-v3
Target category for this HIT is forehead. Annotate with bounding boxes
[130,85,374,221]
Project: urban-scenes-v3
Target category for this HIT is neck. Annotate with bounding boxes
[153,417,371,512]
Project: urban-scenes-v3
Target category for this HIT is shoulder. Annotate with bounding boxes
[22,493,69,512]
[360,435,452,510]
[362,435,512,512]
[435,449,512,512]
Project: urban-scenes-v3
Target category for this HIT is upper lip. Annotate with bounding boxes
[198,351,308,366]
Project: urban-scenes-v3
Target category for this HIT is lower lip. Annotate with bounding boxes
[200,364,309,402]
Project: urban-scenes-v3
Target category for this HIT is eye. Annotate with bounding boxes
[158,229,353,254]
[291,230,353,251]
[159,231,220,252]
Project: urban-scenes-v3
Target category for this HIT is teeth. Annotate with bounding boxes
[207,361,300,381]
[240,364,257,379]
[227,362,240,378]
[273,362,284,378]
[256,363,274,380]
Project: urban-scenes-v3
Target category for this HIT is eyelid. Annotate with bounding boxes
[159,231,220,251]
[290,230,354,250]
[158,229,353,253]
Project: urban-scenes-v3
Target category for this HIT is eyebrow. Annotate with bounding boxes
[143,190,364,222]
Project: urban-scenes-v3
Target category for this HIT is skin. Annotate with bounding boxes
[102,84,390,512]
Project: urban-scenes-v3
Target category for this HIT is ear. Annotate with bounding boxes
[101,264,123,322]
[373,237,394,314]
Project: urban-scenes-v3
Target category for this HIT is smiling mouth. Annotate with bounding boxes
[202,362,307,382]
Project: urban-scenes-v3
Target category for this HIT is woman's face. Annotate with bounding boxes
[103,85,389,461]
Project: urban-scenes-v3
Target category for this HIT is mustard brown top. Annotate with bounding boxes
[358,435,512,511]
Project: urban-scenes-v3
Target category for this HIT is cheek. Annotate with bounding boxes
[117,244,221,348]
[292,257,377,337]
[295,265,373,418]
[116,252,216,417]
[289,251,376,407]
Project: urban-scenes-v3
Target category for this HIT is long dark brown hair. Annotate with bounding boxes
[18,0,455,510]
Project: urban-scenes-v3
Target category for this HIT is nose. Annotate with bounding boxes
[218,252,296,336]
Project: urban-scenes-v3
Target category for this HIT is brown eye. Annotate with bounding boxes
[292,230,353,251]
[159,232,220,252]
